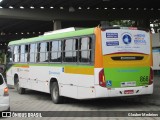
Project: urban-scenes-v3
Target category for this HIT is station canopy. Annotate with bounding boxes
[0,0,159,44]
[0,0,159,9]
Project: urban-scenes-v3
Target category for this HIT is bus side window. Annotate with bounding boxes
[20,45,25,62]
[13,46,20,62]
[63,39,78,63]
[64,39,73,62]
[51,41,62,62]
[30,44,36,63]
[58,41,62,62]
[39,42,46,62]
[79,37,92,63]
[51,41,58,62]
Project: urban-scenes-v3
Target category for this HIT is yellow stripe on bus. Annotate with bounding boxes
[14,64,29,68]
[103,54,151,68]
[64,67,94,75]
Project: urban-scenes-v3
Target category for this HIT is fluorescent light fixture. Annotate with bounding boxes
[20,6,24,9]
[30,6,34,9]
[78,7,82,10]
[9,6,14,9]
[0,0,3,3]
[50,6,54,9]
[40,6,44,9]
[60,7,64,9]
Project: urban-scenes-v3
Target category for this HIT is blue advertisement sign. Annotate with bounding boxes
[106,41,119,46]
[106,33,118,38]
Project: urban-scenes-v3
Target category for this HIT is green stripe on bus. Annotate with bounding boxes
[8,28,95,45]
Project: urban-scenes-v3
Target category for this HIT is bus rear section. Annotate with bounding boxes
[95,27,153,98]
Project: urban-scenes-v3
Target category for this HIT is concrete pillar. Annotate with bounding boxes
[53,20,62,30]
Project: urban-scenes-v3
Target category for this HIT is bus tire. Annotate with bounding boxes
[15,77,25,94]
[51,82,62,104]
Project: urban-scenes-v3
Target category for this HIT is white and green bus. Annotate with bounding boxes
[6,27,153,103]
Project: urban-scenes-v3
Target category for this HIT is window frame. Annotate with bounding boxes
[13,45,21,63]
[10,34,95,65]
[78,36,94,65]
[63,38,78,63]
[50,40,63,63]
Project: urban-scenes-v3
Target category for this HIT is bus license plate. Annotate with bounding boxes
[124,90,134,94]
[121,81,136,87]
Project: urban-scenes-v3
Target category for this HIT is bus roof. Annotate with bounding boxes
[8,27,95,46]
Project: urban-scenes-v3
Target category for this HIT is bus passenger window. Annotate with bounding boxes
[29,44,36,62]
[79,37,92,63]
[13,46,20,62]
[64,39,78,62]
[64,39,73,62]
[51,41,62,62]
[39,42,47,62]
[20,45,25,62]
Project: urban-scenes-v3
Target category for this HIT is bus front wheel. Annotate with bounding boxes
[15,77,25,94]
[51,82,62,104]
